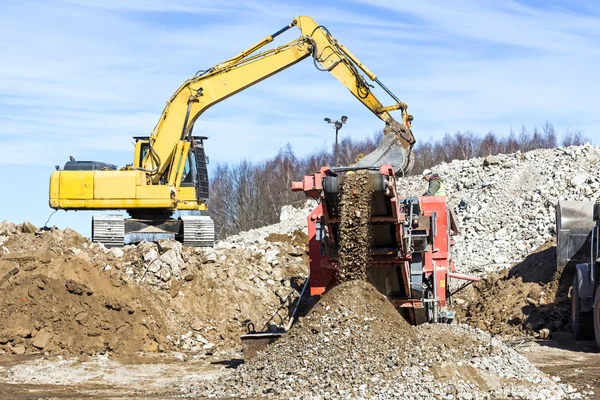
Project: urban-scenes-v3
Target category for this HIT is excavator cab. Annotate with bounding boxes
[133,136,209,203]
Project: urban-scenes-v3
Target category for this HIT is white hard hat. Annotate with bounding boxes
[422,168,432,177]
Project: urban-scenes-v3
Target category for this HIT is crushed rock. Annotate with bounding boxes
[184,281,578,399]
[337,172,373,281]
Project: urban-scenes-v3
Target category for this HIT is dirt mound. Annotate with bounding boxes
[456,238,572,337]
[337,172,373,281]
[264,229,307,248]
[0,228,168,355]
[191,281,570,399]
[0,221,309,356]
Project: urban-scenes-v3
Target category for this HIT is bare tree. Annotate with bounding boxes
[542,122,557,148]
[481,131,498,155]
[209,122,591,238]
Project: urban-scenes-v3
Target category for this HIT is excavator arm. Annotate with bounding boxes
[144,16,415,182]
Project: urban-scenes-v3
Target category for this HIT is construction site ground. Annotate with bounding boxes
[522,337,600,399]
[2,146,600,399]
[0,339,597,399]
[0,223,597,399]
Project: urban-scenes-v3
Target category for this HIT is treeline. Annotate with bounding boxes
[209,134,382,238]
[411,123,588,172]
[209,124,590,238]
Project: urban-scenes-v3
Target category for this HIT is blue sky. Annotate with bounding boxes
[1,0,599,235]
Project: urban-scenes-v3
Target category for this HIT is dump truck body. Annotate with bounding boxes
[557,200,600,347]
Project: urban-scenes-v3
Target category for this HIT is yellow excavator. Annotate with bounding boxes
[49,16,416,247]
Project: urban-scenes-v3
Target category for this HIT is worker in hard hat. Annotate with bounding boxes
[422,169,446,196]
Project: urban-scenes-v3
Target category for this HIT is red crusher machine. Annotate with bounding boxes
[292,164,480,324]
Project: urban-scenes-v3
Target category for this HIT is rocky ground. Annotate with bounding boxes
[0,145,599,399]
[0,219,308,356]
[186,281,580,399]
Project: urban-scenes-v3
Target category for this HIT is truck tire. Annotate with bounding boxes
[594,285,600,348]
[572,274,594,339]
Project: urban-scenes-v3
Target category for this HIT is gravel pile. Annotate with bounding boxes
[185,281,579,399]
[398,144,600,275]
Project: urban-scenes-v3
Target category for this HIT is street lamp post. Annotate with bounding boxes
[324,115,348,166]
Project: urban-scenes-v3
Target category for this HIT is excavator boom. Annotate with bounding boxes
[144,16,415,180]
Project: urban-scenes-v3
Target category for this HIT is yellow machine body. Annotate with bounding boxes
[49,170,204,211]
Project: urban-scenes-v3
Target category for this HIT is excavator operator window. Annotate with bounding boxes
[139,146,149,167]
[134,138,150,169]
[181,150,195,187]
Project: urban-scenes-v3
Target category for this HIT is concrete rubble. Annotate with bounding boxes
[398,144,600,275]
[0,212,308,356]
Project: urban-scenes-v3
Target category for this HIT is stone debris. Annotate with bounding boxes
[337,172,373,281]
[0,145,597,398]
[185,281,579,399]
[216,200,315,250]
[398,144,600,275]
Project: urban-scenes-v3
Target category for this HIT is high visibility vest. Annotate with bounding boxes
[436,180,446,196]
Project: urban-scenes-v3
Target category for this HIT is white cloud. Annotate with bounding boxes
[349,0,600,53]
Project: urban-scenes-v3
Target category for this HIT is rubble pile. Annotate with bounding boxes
[0,218,309,355]
[0,223,169,355]
[1,146,598,397]
[216,202,314,250]
[399,144,600,275]
[132,234,308,350]
[187,281,577,399]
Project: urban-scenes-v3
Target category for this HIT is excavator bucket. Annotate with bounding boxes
[351,132,412,175]
[556,200,595,270]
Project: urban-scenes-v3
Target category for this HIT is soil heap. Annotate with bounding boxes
[337,172,373,281]
[0,225,168,355]
[456,238,572,338]
[187,280,574,399]
[0,219,309,356]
